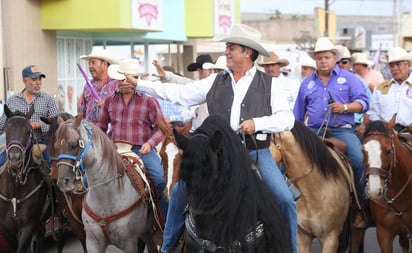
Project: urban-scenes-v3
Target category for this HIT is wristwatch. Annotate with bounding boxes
[343,104,348,113]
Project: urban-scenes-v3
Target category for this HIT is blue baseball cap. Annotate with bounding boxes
[22,65,46,78]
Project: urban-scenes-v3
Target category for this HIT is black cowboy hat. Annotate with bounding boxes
[187,54,213,72]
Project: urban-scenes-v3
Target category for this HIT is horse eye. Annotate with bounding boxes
[69,142,79,151]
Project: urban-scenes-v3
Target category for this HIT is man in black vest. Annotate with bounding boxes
[132,24,298,253]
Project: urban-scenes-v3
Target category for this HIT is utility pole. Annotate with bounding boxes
[324,0,329,37]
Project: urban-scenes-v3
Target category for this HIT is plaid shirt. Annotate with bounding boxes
[95,91,164,148]
[78,78,118,123]
[0,90,59,139]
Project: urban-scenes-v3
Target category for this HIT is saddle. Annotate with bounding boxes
[398,133,412,150]
[115,142,165,228]
[323,137,347,154]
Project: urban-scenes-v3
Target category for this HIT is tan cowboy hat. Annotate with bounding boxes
[213,24,270,57]
[300,58,317,69]
[383,47,412,63]
[258,51,289,67]
[108,58,147,80]
[309,37,338,59]
[203,56,227,70]
[80,48,119,65]
[351,52,372,66]
[334,45,351,61]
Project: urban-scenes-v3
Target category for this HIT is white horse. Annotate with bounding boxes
[54,116,158,253]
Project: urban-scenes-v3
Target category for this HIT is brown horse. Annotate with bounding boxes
[157,119,192,199]
[41,113,87,253]
[362,114,412,253]
[272,120,354,253]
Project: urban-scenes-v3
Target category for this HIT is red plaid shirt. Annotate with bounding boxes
[96,91,164,148]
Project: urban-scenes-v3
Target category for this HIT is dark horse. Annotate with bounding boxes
[0,105,49,253]
[41,112,87,253]
[174,115,291,252]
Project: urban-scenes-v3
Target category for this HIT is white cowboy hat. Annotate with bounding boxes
[309,37,338,59]
[334,45,351,61]
[80,48,119,65]
[351,52,372,66]
[213,24,270,57]
[383,47,412,63]
[258,51,289,67]
[108,58,147,80]
[203,56,227,70]
[300,58,317,69]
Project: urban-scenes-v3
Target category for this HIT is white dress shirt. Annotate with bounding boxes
[138,66,294,133]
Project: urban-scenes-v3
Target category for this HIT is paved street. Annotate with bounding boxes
[42,227,402,252]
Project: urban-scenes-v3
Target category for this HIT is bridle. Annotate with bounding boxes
[56,122,93,192]
[364,130,398,202]
[5,116,34,184]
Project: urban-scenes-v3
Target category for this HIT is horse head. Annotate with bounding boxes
[54,114,91,192]
[363,114,397,199]
[4,104,34,174]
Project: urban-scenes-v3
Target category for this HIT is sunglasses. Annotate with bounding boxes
[339,59,350,65]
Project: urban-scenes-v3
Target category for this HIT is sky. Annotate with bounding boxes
[240,0,412,16]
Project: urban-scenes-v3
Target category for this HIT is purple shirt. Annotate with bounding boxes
[95,91,164,148]
[78,78,118,123]
[293,65,369,127]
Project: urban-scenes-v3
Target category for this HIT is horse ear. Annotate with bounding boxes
[363,113,370,127]
[27,104,35,119]
[40,116,52,125]
[387,114,396,130]
[182,119,193,135]
[209,130,223,152]
[173,128,188,150]
[4,104,12,118]
[74,113,82,128]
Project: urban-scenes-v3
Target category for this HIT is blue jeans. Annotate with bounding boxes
[310,127,366,206]
[161,148,298,253]
[132,146,169,220]
[0,139,51,167]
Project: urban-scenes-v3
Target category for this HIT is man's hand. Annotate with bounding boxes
[238,119,255,135]
[124,74,138,86]
[139,143,152,155]
[31,121,41,129]
[152,60,165,78]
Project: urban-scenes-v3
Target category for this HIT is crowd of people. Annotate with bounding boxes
[0,23,411,252]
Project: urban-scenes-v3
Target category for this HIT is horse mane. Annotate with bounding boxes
[290,121,340,179]
[43,113,74,143]
[56,118,126,175]
[363,120,391,138]
[179,115,290,250]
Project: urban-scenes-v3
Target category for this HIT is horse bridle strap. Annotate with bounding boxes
[185,211,264,252]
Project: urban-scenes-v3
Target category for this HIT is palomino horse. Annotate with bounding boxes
[157,119,192,199]
[41,112,87,253]
[53,116,158,253]
[272,120,354,253]
[362,114,412,253]
[0,105,49,253]
[174,115,291,252]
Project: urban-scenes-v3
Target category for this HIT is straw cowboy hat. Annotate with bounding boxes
[258,51,289,67]
[383,47,412,63]
[351,52,372,66]
[334,45,351,61]
[80,48,119,65]
[108,58,147,80]
[301,58,317,69]
[309,37,338,59]
[213,24,270,57]
[203,56,227,70]
[187,54,213,72]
